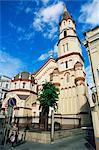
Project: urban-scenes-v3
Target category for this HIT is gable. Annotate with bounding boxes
[34,57,57,78]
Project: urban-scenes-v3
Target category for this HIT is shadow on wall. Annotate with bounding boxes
[79,99,92,126]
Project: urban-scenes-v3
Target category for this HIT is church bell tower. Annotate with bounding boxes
[57,5,83,72]
[56,5,90,127]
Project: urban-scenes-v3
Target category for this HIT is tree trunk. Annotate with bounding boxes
[44,110,48,131]
[39,106,49,131]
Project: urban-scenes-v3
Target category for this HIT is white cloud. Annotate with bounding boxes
[25,7,32,14]
[41,0,50,5]
[40,2,63,23]
[9,22,25,33]
[79,0,99,25]
[38,42,58,61]
[85,65,94,88]
[17,27,25,33]
[33,1,64,39]
[0,50,24,77]
[9,22,34,41]
[38,53,48,61]
[49,43,58,56]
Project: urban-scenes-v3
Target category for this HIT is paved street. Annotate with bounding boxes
[1,134,94,150]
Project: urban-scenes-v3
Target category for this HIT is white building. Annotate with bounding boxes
[83,26,99,150]
[0,75,11,102]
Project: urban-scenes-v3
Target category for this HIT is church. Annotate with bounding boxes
[2,6,91,127]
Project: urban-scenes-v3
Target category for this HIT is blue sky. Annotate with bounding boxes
[0,0,99,86]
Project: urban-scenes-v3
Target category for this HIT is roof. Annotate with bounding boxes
[13,72,35,83]
[59,5,74,26]
[14,72,30,80]
[17,94,29,100]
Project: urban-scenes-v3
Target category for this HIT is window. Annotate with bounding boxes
[97,69,99,78]
[69,21,71,26]
[36,85,39,93]
[0,82,2,87]
[50,73,53,81]
[61,62,64,70]
[66,74,69,83]
[23,82,26,88]
[61,78,64,86]
[15,83,16,88]
[66,43,68,51]
[68,20,71,28]
[64,31,66,37]
[6,84,8,88]
[69,59,72,68]
[63,44,65,52]
[64,21,65,25]
[65,61,68,68]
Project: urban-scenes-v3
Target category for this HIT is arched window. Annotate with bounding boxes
[23,82,26,88]
[66,43,68,51]
[50,73,53,81]
[69,59,72,68]
[65,61,68,68]
[61,62,64,70]
[6,84,8,89]
[97,69,99,78]
[63,44,65,52]
[15,83,16,88]
[64,31,67,37]
[66,74,69,83]
[61,78,64,86]
[36,85,39,93]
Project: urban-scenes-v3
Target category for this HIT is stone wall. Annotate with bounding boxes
[19,128,86,144]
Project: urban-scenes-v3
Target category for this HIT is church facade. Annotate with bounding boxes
[33,6,90,126]
[2,6,91,127]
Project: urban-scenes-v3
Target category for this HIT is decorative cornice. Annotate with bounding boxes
[9,89,37,95]
[34,57,56,77]
[59,28,76,36]
[17,107,32,110]
[56,52,84,62]
[12,79,33,83]
[57,35,81,46]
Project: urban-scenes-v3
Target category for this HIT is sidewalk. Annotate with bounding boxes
[6,134,95,150]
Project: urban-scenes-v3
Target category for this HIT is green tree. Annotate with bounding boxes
[38,82,59,131]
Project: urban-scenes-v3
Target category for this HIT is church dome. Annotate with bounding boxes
[13,72,31,81]
[21,72,29,80]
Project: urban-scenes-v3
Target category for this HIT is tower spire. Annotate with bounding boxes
[63,3,67,13]
[59,3,74,26]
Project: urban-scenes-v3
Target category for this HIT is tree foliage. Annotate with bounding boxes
[38,82,59,110]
